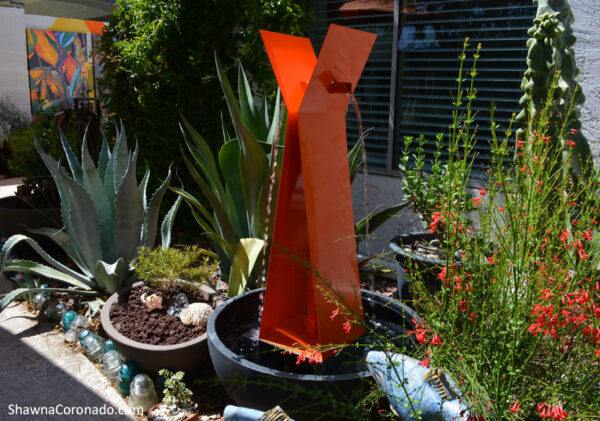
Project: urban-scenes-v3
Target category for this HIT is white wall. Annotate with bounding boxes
[0,8,30,118]
[571,0,600,160]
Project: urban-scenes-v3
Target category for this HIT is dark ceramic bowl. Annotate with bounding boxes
[100,282,210,374]
[207,288,418,420]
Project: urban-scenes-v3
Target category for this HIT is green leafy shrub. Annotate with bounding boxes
[0,97,29,173]
[134,246,219,290]
[7,112,78,202]
[97,0,312,190]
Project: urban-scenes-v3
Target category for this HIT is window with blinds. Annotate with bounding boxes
[393,1,537,178]
[309,1,536,177]
[308,0,395,170]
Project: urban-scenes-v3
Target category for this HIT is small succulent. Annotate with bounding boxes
[134,246,219,291]
[158,369,193,410]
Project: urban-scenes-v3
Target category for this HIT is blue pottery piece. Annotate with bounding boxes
[118,361,141,395]
[366,351,469,421]
[104,339,118,353]
[61,310,77,332]
[78,329,92,346]
[224,405,293,421]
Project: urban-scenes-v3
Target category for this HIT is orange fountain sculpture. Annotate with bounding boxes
[258,25,376,363]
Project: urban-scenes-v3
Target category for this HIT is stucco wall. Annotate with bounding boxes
[571,0,600,160]
[353,1,600,256]
[0,8,30,118]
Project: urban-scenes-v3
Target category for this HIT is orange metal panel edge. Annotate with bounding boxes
[298,24,376,356]
[259,30,318,352]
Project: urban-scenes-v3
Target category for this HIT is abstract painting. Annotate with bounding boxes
[26,29,93,114]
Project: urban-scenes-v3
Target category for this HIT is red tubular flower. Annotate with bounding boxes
[438,266,447,281]
[472,196,482,207]
[537,402,568,420]
[418,357,430,368]
[510,400,520,414]
[342,321,351,334]
[428,211,444,233]
[430,333,442,347]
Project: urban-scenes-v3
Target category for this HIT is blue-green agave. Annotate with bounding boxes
[0,125,181,312]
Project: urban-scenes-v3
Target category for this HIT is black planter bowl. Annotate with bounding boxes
[100,282,210,374]
[389,232,446,301]
[207,288,418,421]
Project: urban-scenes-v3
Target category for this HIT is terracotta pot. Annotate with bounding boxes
[147,402,199,421]
[100,282,213,374]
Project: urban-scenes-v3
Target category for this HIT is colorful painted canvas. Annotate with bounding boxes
[26,29,93,114]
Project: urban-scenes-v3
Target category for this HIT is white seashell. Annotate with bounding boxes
[140,293,162,311]
[179,302,213,327]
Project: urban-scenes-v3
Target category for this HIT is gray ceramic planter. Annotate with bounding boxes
[208,288,419,420]
[100,282,213,374]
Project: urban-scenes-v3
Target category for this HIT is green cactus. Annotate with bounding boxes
[0,124,181,313]
[516,0,592,181]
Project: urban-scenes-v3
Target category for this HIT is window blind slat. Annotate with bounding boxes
[394,1,535,178]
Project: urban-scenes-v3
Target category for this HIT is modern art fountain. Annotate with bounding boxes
[207,24,418,420]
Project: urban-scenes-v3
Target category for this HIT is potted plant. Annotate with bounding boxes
[100,246,221,373]
[392,41,487,301]
[147,369,199,421]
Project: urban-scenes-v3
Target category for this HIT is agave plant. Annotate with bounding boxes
[0,124,181,313]
[176,55,407,296]
[174,55,282,296]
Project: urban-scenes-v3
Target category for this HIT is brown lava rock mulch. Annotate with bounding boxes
[109,283,210,345]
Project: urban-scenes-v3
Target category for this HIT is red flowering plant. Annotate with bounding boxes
[398,40,484,252]
[408,74,600,419]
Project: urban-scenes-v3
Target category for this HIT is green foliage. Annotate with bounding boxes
[0,124,181,313]
[174,57,284,292]
[97,0,311,190]
[1,273,42,304]
[399,40,480,241]
[7,112,78,197]
[516,1,592,182]
[158,369,193,409]
[134,246,219,289]
[0,96,28,144]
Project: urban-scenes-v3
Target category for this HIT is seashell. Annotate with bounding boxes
[179,302,213,327]
[140,293,162,311]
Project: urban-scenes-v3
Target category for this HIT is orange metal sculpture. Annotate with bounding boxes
[259,24,376,362]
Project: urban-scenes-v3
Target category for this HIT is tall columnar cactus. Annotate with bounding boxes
[516,0,592,181]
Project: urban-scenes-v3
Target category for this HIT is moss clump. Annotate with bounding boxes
[134,246,219,290]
